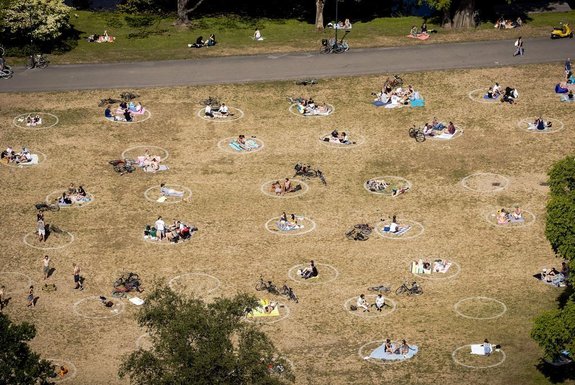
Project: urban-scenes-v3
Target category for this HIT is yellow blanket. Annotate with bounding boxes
[246,299,280,318]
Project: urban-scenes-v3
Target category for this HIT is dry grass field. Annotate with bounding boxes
[0,63,574,385]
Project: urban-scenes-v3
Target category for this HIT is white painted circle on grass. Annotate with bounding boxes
[467,89,500,104]
[484,209,536,228]
[363,176,412,196]
[358,340,415,365]
[453,296,507,320]
[265,217,316,236]
[144,184,192,204]
[319,132,365,148]
[197,107,244,122]
[217,137,265,154]
[287,263,339,284]
[168,272,221,296]
[517,117,565,133]
[344,295,397,318]
[23,231,75,250]
[105,109,151,124]
[13,112,59,129]
[135,333,153,350]
[45,191,94,208]
[412,261,461,280]
[375,220,424,240]
[245,302,291,324]
[260,180,309,198]
[452,345,506,369]
[288,103,335,117]
[46,358,77,383]
[0,272,33,295]
[461,173,509,193]
[73,296,126,319]
[1,151,47,168]
[121,146,169,161]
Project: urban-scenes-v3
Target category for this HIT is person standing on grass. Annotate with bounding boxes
[513,37,524,56]
[42,255,50,280]
[73,263,83,290]
[26,286,35,307]
[37,218,46,242]
[155,216,166,241]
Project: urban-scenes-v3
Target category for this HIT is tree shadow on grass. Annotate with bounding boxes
[535,359,575,383]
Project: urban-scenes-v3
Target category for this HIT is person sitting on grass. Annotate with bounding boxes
[445,121,456,135]
[58,192,72,205]
[298,260,319,279]
[497,209,509,224]
[423,122,435,137]
[277,212,303,231]
[501,87,518,104]
[205,104,214,118]
[397,339,410,356]
[160,183,184,197]
[253,28,264,41]
[205,34,216,47]
[532,117,552,131]
[511,206,522,220]
[373,293,385,312]
[123,109,133,122]
[357,294,370,312]
[218,103,229,116]
[431,117,445,130]
[189,36,204,48]
[410,26,418,37]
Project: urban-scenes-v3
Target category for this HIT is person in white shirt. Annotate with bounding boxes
[492,82,501,96]
[357,294,369,312]
[253,28,264,41]
[218,103,229,116]
[374,294,385,312]
[155,216,166,240]
[204,104,214,118]
[389,216,399,233]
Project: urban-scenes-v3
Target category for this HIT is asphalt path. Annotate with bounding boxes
[0,37,572,92]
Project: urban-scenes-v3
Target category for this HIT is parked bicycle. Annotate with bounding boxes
[395,281,423,296]
[199,96,221,108]
[293,163,327,185]
[367,284,391,293]
[26,54,49,69]
[35,202,60,212]
[109,159,136,175]
[112,272,142,297]
[280,283,298,303]
[0,52,13,80]
[345,223,373,241]
[255,275,280,295]
[320,30,350,54]
[384,74,403,88]
[408,125,426,143]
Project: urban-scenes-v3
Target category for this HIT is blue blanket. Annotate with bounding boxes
[483,94,499,101]
[372,101,386,107]
[369,344,418,360]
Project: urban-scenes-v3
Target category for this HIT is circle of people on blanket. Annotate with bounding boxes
[73,295,126,319]
[168,272,221,297]
[484,206,535,227]
[144,184,192,204]
[345,294,397,318]
[143,216,198,244]
[413,119,462,141]
[533,262,569,289]
[371,77,424,108]
[265,213,316,235]
[460,172,509,193]
[288,97,334,116]
[13,112,59,129]
[198,104,244,121]
[360,339,419,363]
[375,216,424,240]
[364,176,411,197]
[453,296,507,320]
[118,146,170,174]
[45,184,93,208]
[261,179,308,198]
[46,358,77,383]
[517,117,564,133]
[555,60,575,102]
[451,343,506,369]
[245,300,290,324]
[410,258,461,280]
[104,98,150,123]
[1,146,45,167]
[287,261,339,284]
[218,135,264,154]
[319,130,364,147]
[468,83,518,104]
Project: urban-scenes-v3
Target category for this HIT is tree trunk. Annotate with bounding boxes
[451,0,476,29]
[315,0,325,31]
[177,0,189,24]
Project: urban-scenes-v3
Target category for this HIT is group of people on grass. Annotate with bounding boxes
[135,149,167,173]
[189,34,217,48]
[290,97,332,116]
[25,114,43,127]
[372,84,423,108]
[1,146,34,164]
[484,83,519,104]
[555,59,575,101]
[357,293,387,312]
[205,103,231,118]
[381,215,411,235]
[536,263,569,287]
[496,206,523,224]
[494,16,522,29]
[276,212,304,231]
[365,179,409,197]
[326,19,352,30]
[411,259,452,275]
[322,130,354,145]
[270,178,302,196]
[143,216,197,243]
[420,119,457,137]
[56,184,90,206]
[296,260,319,279]
[104,100,145,122]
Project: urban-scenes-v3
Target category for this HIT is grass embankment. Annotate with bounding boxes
[40,10,575,64]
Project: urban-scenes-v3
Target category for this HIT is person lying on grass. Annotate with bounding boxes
[323,129,355,144]
[160,183,185,197]
[277,212,304,231]
[26,114,42,126]
[297,260,319,279]
[271,178,302,196]
[1,146,33,164]
[501,87,518,104]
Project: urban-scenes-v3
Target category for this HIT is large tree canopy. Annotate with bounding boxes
[0,313,54,385]
[2,0,72,42]
[119,285,294,385]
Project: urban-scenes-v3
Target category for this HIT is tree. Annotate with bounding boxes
[531,301,575,362]
[2,0,72,42]
[0,313,54,385]
[119,285,294,385]
[176,0,208,24]
[315,0,325,31]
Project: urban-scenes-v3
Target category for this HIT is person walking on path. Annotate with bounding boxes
[26,286,35,307]
[42,255,50,280]
[513,37,524,56]
[73,263,83,290]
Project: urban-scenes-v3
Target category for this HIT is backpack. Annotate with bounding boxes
[350,305,358,311]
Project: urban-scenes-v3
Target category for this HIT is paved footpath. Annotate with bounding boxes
[0,37,572,92]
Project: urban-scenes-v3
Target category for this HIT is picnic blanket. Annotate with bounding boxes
[382,225,411,236]
[471,344,492,355]
[19,154,39,165]
[434,130,457,140]
[246,299,280,318]
[129,297,145,306]
[533,273,566,287]
[434,260,452,273]
[143,165,169,172]
[410,98,425,107]
[229,139,259,152]
[483,94,499,101]
[369,344,419,360]
[406,33,430,40]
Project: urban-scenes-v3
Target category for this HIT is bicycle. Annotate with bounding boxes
[367,284,391,293]
[0,65,13,80]
[345,223,373,241]
[395,281,423,296]
[293,163,327,186]
[255,275,279,295]
[98,97,122,107]
[280,283,298,303]
[119,91,139,101]
[200,96,221,108]
[384,74,403,89]
[408,125,426,143]
[26,54,49,69]
[35,202,60,212]
[320,30,350,54]
[295,79,317,86]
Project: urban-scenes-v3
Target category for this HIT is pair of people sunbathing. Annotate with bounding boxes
[1,146,33,164]
[57,184,88,205]
[189,34,216,48]
[271,178,301,195]
[530,117,552,130]
[297,260,319,279]
[230,135,259,151]
[356,293,386,312]
[538,263,568,287]
[26,114,42,126]
[497,206,523,224]
[365,179,409,196]
[422,119,456,137]
[383,339,411,356]
[323,130,353,145]
[136,150,164,173]
[205,103,230,118]
[277,212,304,231]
